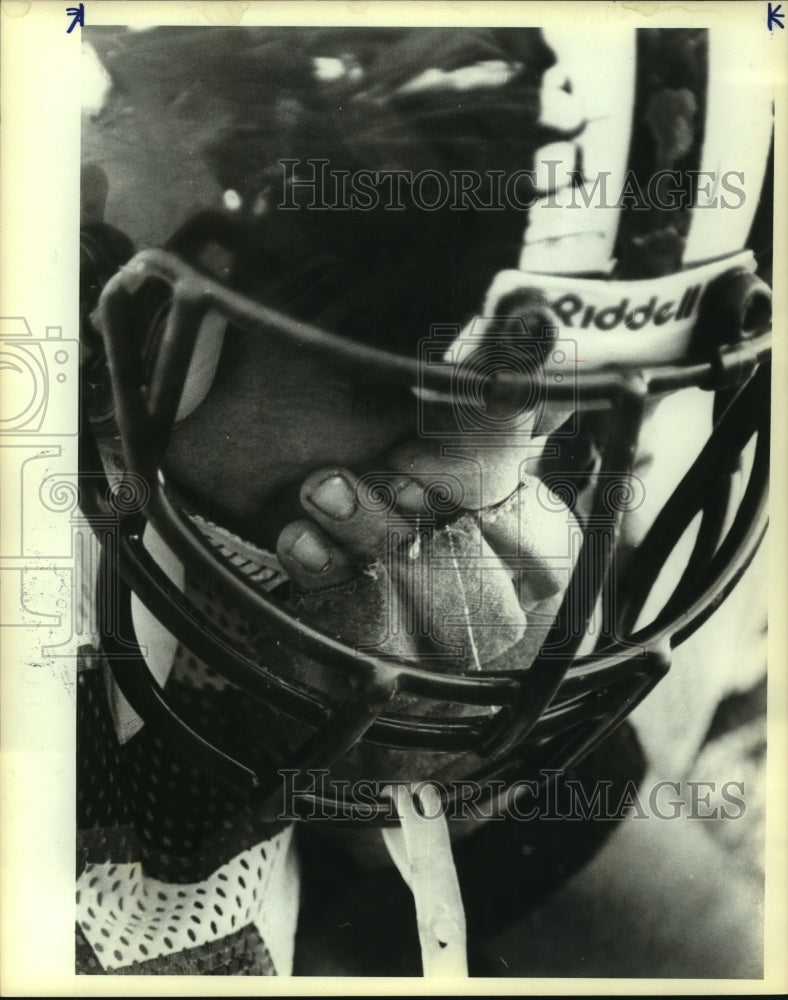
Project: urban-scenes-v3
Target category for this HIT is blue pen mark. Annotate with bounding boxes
[66,3,85,33]
[767,2,785,30]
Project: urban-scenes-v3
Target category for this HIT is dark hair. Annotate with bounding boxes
[91,26,567,351]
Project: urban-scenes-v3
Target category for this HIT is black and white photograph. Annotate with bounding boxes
[0,0,786,992]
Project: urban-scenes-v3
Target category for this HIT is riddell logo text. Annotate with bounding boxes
[550,285,702,332]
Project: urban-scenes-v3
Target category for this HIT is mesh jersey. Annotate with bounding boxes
[76,643,299,975]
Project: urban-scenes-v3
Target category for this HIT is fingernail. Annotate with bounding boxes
[288,528,332,573]
[308,474,356,520]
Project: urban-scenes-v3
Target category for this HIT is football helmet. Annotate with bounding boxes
[79,24,772,822]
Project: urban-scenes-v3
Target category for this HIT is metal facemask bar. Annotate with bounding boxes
[80,237,770,821]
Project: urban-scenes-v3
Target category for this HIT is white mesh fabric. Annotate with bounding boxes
[76,825,298,974]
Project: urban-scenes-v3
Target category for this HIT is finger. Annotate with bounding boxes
[403,519,528,671]
[387,439,525,511]
[276,518,357,591]
[299,467,415,562]
[479,475,579,607]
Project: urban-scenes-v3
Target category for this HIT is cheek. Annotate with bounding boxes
[163,344,414,539]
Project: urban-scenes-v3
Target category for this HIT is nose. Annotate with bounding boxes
[388,293,573,511]
[384,318,579,613]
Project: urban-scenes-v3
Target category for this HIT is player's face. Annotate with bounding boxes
[164,324,541,546]
[163,308,573,690]
[165,326,420,551]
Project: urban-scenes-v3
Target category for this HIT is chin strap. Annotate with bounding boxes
[381,784,468,978]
